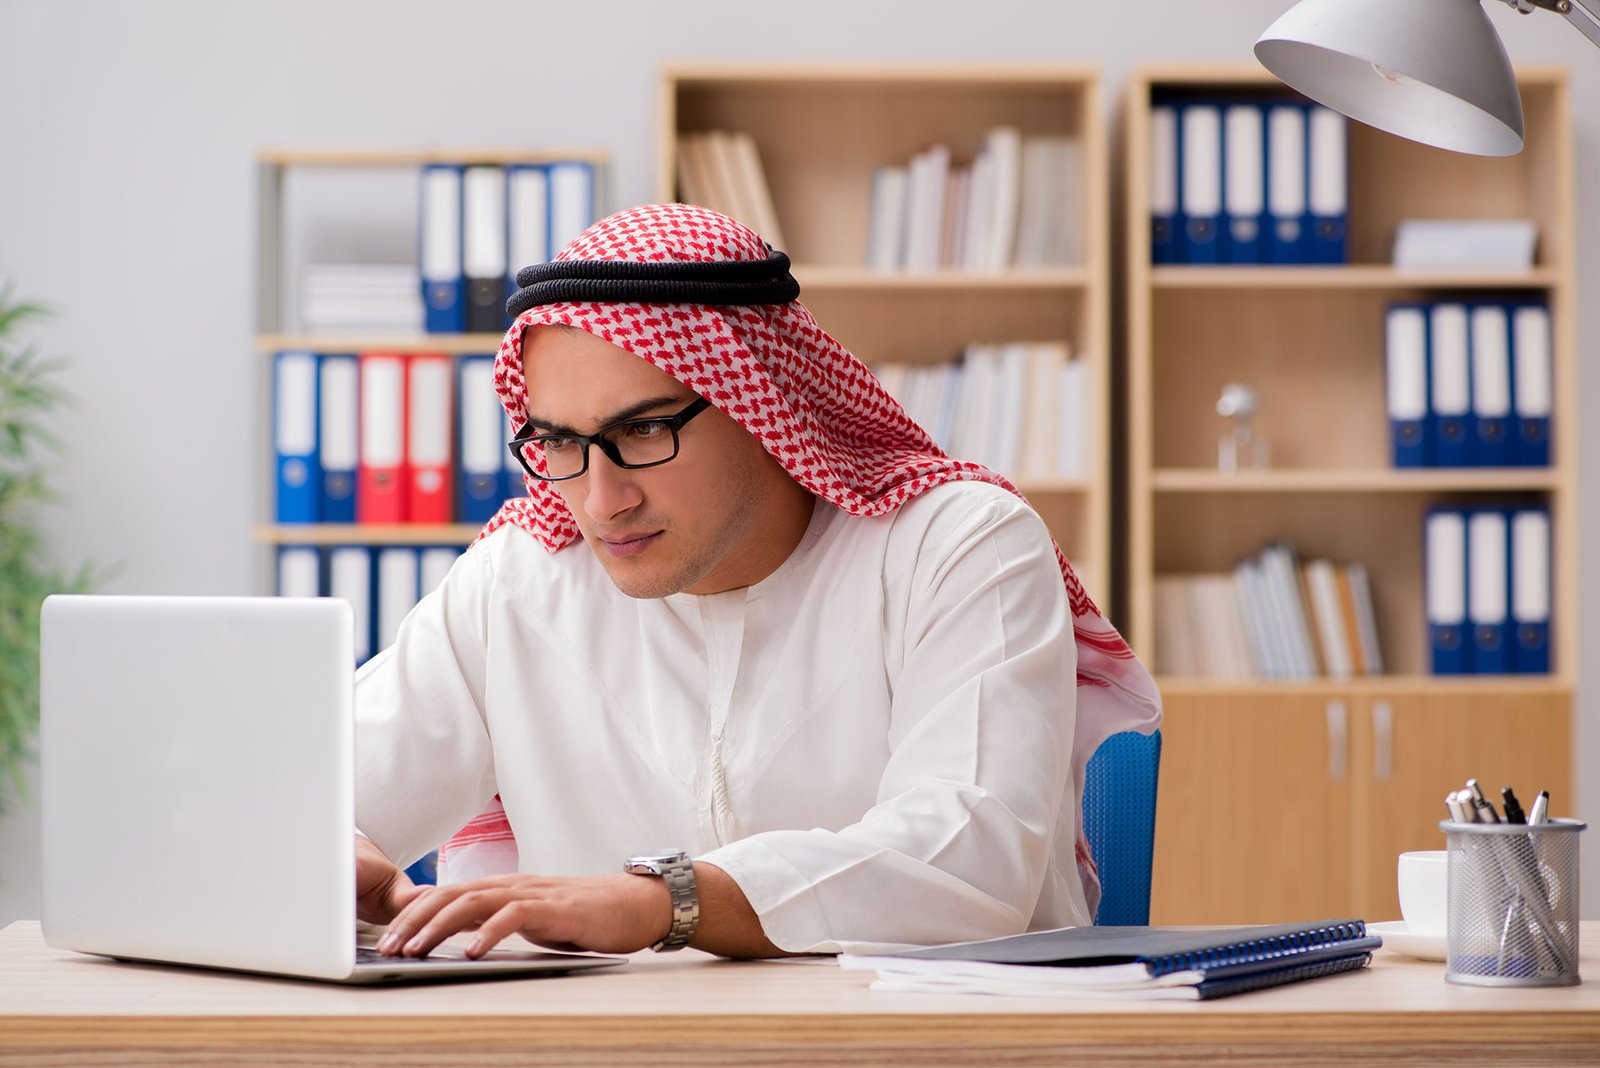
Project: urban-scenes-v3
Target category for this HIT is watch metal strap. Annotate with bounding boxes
[654,856,699,952]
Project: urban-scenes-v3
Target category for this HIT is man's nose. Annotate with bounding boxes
[579,445,643,522]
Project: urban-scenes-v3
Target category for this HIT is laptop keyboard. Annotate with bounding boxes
[355,946,471,964]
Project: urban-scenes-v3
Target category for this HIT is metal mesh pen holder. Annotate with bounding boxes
[1440,818,1586,987]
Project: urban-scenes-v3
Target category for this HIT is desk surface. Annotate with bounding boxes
[4,920,1599,1066]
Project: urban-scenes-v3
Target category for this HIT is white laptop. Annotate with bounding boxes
[39,594,625,984]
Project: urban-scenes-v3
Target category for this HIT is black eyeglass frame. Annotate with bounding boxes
[507,396,713,482]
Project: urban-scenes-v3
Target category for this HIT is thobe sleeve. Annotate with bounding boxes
[352,538,500,869]
[699,492,1082,952]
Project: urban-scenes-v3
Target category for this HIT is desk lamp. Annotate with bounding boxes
[1255,0,1600,155]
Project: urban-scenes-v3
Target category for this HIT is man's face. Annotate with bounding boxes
[520,325,806,599]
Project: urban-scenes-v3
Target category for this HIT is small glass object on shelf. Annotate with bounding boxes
[1216,382,1269,471]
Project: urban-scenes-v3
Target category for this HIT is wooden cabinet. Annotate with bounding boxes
[1354,686,1570,920]
[1151,691,1356,923]
[659,64,1116,611]
[1124,66,1578,924]
[1155,681,1570,924]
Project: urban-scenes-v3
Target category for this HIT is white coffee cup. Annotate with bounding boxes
[1397,850,1449,935]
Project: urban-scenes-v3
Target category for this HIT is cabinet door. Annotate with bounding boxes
[1150,693,1356,924]
[1354,690,1571,922]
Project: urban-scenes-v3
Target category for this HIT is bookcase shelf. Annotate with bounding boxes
[1124,65,1577,926]
[256,148,609,169]
[255,333,507,355]
[1151,468,1562,493]
[1156,674,1573,698]
[661,63,1114,612]
[256,524,483,546]
[1152,266,1560,290]
[794,266,1093,291]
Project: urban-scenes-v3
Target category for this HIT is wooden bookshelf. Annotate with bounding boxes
[659,64,1114,612]
[253,148,606,587]
[1123,66,1577,925]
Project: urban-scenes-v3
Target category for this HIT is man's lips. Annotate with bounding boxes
[598,531,663,558]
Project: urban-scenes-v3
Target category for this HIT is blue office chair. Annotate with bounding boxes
[1081,729,1162,926]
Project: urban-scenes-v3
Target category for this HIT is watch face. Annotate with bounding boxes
[630,850,688,865]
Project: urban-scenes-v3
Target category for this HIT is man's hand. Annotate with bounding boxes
[355,834,427,926]
[373,861,788,959]
[374,869,670,957]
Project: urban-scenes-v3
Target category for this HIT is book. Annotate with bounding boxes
[1346,561,1384,675]
[675,134,713,207]
[702,131,755,235]
[729,132,786,249]
[866,165,910,270]
[903,144,951,271]
[979,126,1022,270]
[841,919,1379,1001]
[1303,558,1352,680]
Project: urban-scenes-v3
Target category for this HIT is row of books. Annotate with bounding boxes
[1426,507,1551,676]
[674,130,787,250]
[1152,545,1382,681]
[868,128,1083,272]
[276,544,465,666]
[871,342,1086,480]
[419,161,602,335]
[1385,301,1553,468]
[273,351,521,526]
[1150,95,1346,265]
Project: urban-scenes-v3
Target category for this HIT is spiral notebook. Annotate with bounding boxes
[840,919,1379,1001]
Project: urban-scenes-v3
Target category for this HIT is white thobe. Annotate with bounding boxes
[353,479,1090,952]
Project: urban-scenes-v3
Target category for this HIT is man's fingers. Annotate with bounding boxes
[386,880,429,916]
[375,886,446,954]
[374,873,652,957]
[357,868,416,926]
[466,902,533,957]
[395,887,507,957]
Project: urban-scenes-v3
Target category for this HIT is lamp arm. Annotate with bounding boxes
[1498,0,1600,50]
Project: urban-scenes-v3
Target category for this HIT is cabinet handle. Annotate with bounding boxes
[1372,700,1393,782]
[1325,699,1347,782]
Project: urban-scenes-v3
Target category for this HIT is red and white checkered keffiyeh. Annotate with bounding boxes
[436,203,1160,889]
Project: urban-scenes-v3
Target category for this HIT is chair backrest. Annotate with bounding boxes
[1081,729,1162,926]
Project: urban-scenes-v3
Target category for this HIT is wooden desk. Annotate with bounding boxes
[4,920,1598,1066]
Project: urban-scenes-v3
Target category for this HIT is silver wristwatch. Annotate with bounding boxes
[623,850,699,952]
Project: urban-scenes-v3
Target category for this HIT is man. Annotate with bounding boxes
[355,203,1159,961]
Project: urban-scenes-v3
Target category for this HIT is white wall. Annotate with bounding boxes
[1,0,1594,925]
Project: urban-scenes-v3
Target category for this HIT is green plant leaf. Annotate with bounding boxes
[0,283,91,811]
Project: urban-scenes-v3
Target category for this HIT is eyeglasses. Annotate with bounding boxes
[507,397,712,482]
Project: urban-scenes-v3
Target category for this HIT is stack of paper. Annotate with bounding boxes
[1392,218,1537,272]
[842,920,1379,1001]
[300,263,423,334]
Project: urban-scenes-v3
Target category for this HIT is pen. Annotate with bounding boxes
[1502,788,1565,974]
[1446,790,1471,823]
[1529,790,1550,825]
[1501,787,1528,825]
[1467,778,1502,823]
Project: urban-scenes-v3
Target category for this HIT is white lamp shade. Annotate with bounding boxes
[1255,0,1525,156]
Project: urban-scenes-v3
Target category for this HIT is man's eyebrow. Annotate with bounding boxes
[523,394,693,435]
